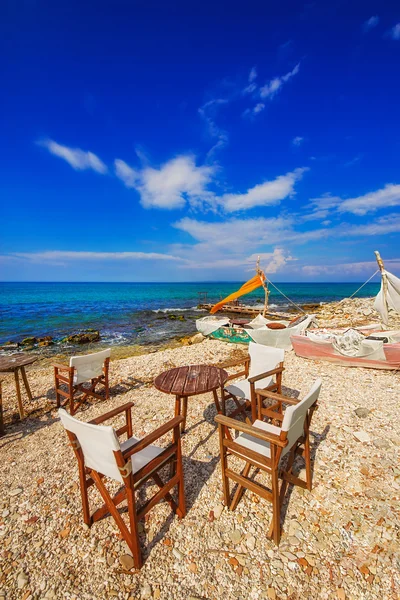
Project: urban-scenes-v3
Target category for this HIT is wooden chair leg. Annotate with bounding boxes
[78,465,91,526]
[175,431,186,518]
[92,470,142,567]
[271,463,281,545]
[181,397,188,433]
[218,424,230,506]
[304,435,312,491]
[125,481,142,570]
[230,462,251,511]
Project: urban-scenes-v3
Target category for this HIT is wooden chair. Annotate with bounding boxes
[221,342,285,423]
[54,348,111,415]
[215,379,322,544]
[58,403,186,570]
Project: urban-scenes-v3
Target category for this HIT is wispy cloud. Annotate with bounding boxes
[292,136,304,147]
[388,23,400,40]
[38,139,107,174]
[114,155,216,210]
[301,184,400,220]
[6,251,184,265]
[303,257,400,276]
[259,63,300,100]
[343,154,363,167]
[363,16,379,32]
[219,168,308,212]
[338,184,400,215]
[198,98,229,157]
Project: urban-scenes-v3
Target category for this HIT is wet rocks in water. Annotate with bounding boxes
[37,336,54,347]
[167,314,185,321]
[63,330,101,344]
[21,336,37,346]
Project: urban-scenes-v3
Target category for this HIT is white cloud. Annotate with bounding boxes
[303,258,400,276]
[8,251,183,264]
[114,159,139,188]
[219,168,308,212]
[114,155,215,210]
[301,194,342,221]
[338,184,400,215]
[38,139,107,174]
[260,63,300,100]
[339,213,400,236]
[198,98,229,157]
[292,136,304,147]
[389,23,400,40]
[248,67,257,82]
[363,16,379,32]
[243,67,258,94]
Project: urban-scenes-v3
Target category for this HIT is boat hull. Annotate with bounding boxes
[291,335,400,370]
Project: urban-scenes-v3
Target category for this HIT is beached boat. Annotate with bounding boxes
[291,252,400,369]
[196,313,316,349]
[196,260,317,348]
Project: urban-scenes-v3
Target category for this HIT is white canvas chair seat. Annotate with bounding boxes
[70,348,111,385]
[235,420,281,464]
[120,437,164,476]
[58,402,186,570]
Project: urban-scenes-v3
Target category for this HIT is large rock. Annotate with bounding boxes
[64,330,101,344]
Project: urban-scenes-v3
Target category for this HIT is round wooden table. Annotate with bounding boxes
[154,365,228,433]
[0,354,37,420]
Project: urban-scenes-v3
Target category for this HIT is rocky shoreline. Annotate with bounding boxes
[2,296,398,365]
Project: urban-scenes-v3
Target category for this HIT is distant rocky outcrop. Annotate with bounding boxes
[62,329,101,344]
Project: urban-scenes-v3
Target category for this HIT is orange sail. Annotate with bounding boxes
[210,272,265,314]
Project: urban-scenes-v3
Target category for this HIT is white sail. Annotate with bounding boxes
[374,270,400,324]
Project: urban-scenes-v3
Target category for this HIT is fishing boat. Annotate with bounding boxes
[196,259,316,349]
[291,252,400,369]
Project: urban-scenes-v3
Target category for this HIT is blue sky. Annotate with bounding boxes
[1,0,400,282]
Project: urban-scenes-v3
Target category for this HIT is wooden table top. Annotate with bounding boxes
[154,364,228,397]
[0,354,38,373]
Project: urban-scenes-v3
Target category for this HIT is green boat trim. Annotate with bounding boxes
[209,326,251,344]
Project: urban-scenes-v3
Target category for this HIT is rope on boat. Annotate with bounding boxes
[333,269,380,309]
[265,278,308,314]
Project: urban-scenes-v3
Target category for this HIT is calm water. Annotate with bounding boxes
[0,281,380,347]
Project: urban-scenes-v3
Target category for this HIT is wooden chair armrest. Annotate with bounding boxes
[53,363,73,371]
[217,356,249,369]
[248,364,285,384]
[89,402,135,424]
[225,370,247,382]
[215,414,288,448]
[255,389,299,405]
[122,416,184,458]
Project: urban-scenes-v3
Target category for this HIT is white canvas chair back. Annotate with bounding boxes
[281,379,322,456]
[248,342,284,388]
[58,408,123,482]
[70,348,111,385]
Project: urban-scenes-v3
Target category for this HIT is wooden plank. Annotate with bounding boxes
[183,365,200,395]
[154,368,179,394]
[197,365,209,394]
[170,366,189,395]
[225,468,273,502]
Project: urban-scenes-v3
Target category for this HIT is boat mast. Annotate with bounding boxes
[256,256,269,317]
[374,250,388,325]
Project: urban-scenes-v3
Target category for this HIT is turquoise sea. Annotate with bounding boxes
[0,281,380,349]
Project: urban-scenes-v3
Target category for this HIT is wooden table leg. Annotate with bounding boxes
[0,381,4,437]
[20,366,33,401]
[14,369,25,419]
[174,395,181,417]
[181,397,188,433]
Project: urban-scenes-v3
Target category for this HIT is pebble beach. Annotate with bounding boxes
[0,298,399,600]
